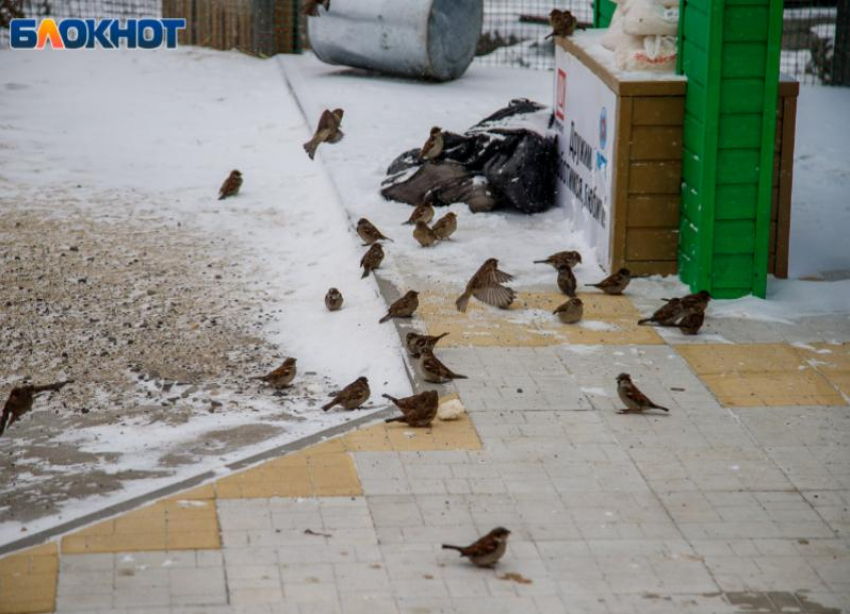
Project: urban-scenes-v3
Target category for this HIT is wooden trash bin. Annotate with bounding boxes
[553,32,798,278]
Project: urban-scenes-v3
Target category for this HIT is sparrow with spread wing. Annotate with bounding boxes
[1,381,73,436]
[456,258,515,313]
[303,108,344,160]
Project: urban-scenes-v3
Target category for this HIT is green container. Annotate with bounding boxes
[594,0,617,27]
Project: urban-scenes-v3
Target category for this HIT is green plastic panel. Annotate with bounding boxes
[594,0,617,27]
[676,0,783,298]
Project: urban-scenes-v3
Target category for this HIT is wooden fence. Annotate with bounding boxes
[162,0,300,56]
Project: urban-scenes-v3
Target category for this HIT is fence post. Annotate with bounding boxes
[834,0,850,85]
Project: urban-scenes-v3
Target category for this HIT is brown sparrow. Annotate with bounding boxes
[616,373,669,414]
[638,298,684,326]
[379,290,419,323]
[302,0,329,16]
[403,202,435,226]
[382,390,439,427]
[360,243,384,279]
[322,376,370,411]
[325,287,343,311]
[413,221,439,247]
[420,127,444,161]
[357,217,393,245]
[588,268,631,295]
[252,357,296,389]
[553,297,583,323]
[432,211,457,240]
[534,250,582,270]
[1,381,72,436]
[557,264,577,297]
[442,527,511,568]
[405,332,449,358]
[419,350,467,383]
[545,9,578,39]
[218,170,242,200]
[679,290,712,313]
[303,108,344,160]
[678,310,705,335]
[456,258,516,312]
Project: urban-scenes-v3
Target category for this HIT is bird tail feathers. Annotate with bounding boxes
[441,544,464,553]
[303,139,319,160]
[455,292,470,313]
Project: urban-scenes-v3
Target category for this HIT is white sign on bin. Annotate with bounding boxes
[553,44,617,270]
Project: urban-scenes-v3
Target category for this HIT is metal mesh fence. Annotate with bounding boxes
[475,0,593,69]
[781,1,848,85]
[0,0,301,55]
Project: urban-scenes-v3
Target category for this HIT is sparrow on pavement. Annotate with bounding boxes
[325,287,344,311]
[420,126,444,161]
[379,290,419,323]
[322,376,370,411]
[360,243,384,279]
[534,250,582,269]
[403,202,435,226]
[442,527,511,568]
[218,170,242,200]
[252,357,297,389]
[303,108,344,160]
[557,264,577,297]
[678,310,705,335]
[1,381,73,436]
[553,297,583,323]
[432,211,457,241]
[302,0,329,16]
[406,332,449,358]
[357,217,393,245]
[588,268,631,295]
[545,9,578,39]
[419,350,467,383]
[638,298,684,326]
[616,373,669,414]
[678,290,712,314]
[383,390,439,427]
[413,221,439,247]
[456,258,516,312]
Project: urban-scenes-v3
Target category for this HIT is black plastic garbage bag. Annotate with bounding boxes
[381,99,558,214]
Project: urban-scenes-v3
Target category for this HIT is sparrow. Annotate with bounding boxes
[432,211,457,241]
[1,381,73,436]
[302,0,329,16]
[413,221,439,247]
[357,217,393,245]
[545,9,578,39]
[557,264,577,297]
[420,126,444,161]
[325,287,344,311]
[379,290,419,323]
[679,290,712,314]
[405,332,449,358]
[442,527,511,568]
[638,298,684,326]
[419,350,467,383]
[303,108,344,160]
[456,258,516,313]
[678,310,705,335]
[322,376,370,411]
[534,250,582,270]
[360,243,384,279]
[588,268,631,295]
[553,297,583,323]
[616,373,669,414]
[382,390,439,427]
[218,170,242,200]
[403,202,435,226]
[251,357,296,389]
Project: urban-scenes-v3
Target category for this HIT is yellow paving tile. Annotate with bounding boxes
[0,542,58,614]
[417,291,663,347]
[794,342,850,396]
[214,445,362,499]
[61,489,220,554]
[679,344,847,408]
[340,413,481,452]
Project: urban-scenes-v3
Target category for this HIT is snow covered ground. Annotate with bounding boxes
[0,43,847,546]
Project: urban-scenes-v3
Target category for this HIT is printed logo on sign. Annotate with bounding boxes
[9,18,186,49]
[599,107,608,150]
[555,68,566,121]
